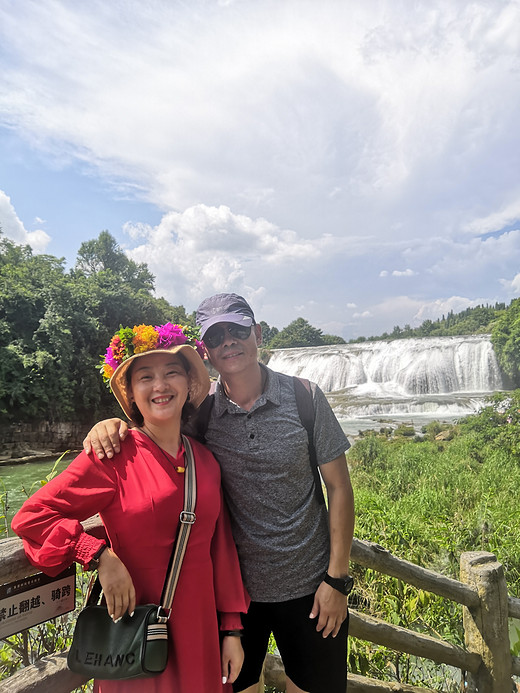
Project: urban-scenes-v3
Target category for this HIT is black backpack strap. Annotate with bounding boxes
[293,376,325,505]
[185,388,215,443]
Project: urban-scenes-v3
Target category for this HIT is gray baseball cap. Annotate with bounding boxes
[196,293,255,338]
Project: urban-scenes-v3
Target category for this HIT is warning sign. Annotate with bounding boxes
[0,565,76,638]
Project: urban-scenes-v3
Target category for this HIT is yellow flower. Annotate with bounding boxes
[133,325,159,353]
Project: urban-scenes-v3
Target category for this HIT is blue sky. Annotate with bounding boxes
[1,0,519,340]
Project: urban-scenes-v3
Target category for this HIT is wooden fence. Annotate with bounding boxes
[1,521,519,692]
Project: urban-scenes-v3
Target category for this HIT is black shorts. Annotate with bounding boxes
[233,593,349,693]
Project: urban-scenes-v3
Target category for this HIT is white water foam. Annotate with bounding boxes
[268,335,505,434]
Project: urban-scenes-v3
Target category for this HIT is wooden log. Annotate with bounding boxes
[349,609,481,673]
[262,654,439,693]
[460,551,512,693]
[0,533,482,609]
[509,595,520,620]
[0,652,88,693]
[0,517,107,583]
[351,539,479,608]
[348,673,438,692]
[264,653,286,690]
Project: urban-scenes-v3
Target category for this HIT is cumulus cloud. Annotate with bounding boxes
[0,191,51,252]
[0,1,519,337]
[381,268,419,277]
[500,272,520,295]
[1,0,519,243]
[392,269,418,277]
[123,204,324,311]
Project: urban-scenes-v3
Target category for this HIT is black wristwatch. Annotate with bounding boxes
[87,543,108,570]
[324,572,354,596]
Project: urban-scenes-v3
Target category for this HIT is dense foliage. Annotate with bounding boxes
[0,231,189,424]
[266,317,346,348]
[491,298,520,385]
[347,391,520,689]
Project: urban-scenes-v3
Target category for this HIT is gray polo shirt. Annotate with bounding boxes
[204,365,350,602]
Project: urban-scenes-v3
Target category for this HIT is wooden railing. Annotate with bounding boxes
[1,522,519,692]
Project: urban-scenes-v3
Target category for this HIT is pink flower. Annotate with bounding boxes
[104,346,119,371]
[155,323,188,348]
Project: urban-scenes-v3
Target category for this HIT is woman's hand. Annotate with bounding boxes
[221,635,244,685]
[83,419,129,460]
[97,548,136,621]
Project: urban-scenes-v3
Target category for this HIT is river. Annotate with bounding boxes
[0,454,75,532]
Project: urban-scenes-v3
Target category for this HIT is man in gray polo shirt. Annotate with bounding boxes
[84,293,355,693]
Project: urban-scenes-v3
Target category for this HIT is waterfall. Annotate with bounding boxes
[268,335,506,431]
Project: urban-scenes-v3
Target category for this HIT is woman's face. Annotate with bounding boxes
[129,352,189,427]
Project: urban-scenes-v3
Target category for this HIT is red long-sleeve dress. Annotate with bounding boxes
[12,431,248,692]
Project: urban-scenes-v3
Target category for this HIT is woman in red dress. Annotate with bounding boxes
[12,323,247,692]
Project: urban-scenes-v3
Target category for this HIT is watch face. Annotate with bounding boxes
[343,576,354,594]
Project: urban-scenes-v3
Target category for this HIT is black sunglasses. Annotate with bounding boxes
[203,323,253,349]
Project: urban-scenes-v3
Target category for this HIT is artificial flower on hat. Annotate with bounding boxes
[100,322,205,387]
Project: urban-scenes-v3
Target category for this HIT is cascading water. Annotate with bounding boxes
[267,335,506,434]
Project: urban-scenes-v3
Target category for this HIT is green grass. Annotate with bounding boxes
[347,390,520,689]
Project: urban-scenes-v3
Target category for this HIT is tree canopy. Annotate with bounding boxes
[0,231,180,423]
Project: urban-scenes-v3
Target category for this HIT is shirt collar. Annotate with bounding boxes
[212,364,281,416]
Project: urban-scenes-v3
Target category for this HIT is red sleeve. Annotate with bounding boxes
[11,450,117,576]
[211,488,249,630]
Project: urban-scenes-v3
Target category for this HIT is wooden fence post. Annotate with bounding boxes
[460,551,511,692]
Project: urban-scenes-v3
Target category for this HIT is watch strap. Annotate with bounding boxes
[324,572,354,595]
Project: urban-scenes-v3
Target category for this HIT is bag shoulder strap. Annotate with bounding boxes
[293,376,325,505]
[160,435,197,611]
[87,436,197,616]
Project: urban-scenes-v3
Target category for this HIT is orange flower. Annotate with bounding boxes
[132,324,159,353]
[103,363,114,379]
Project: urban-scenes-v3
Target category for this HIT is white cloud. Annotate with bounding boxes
[392,269,418,277]
[0,191,51,252]
[413,297,487,324]
[0,1,519,337]
[500,273,520,295]
[464,199,520,236]
[1,0,519,243]
[123,204,324,311]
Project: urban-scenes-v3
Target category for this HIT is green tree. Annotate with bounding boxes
[491,297,520,386]
[269,318,324,348]
[321,333,346,345]
[259,320,279,346]
[0,231,190,423]
[75,230,154,291]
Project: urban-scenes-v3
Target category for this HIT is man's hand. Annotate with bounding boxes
[221,635,244,684]
[309,581,348,638]
[83,419,129,459]
[97,548,136,621]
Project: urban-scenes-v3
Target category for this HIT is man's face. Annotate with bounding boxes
[203,321,262,377]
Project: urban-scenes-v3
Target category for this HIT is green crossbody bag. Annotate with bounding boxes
[67,435,196,680]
